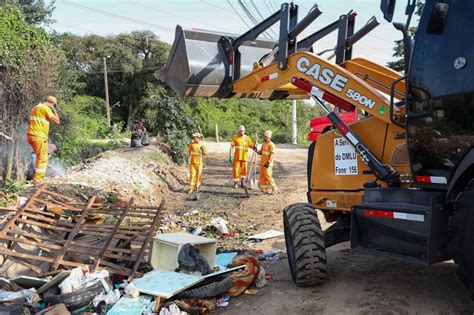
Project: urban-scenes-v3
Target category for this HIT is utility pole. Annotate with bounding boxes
[291,100,297,144]
[103,56,111,127]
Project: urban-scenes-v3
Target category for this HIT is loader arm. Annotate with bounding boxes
[340,58,405,98]
[233,51,394,124]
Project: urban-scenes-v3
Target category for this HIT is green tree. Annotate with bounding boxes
[57,31,170,128]
[0,5,57,180]
[387,2,425,72]
[0,0,55,25]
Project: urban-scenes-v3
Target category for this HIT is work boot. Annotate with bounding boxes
[269,188,280,195]
[187,189,194,194]
[233,183,239,189]
[240,178,246,187]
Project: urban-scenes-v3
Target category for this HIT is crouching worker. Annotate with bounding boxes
[257,130,278,194]
[187,133,207,193]
[27,96,60,184]
[130,119,149,147]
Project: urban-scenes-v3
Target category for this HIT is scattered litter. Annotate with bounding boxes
[183,209,199,217]
[0,288,37,304]
[92,288,121,307]
[217,295,230,307]
[36,303,70,315]
[159,303,186,315]
[211,217,229,234]
[257,250,280,261]
[244,288,258,295]
[124,282,140,298]
[255,266,267,289]
[248,229,284,240]
[108,295,152,315]
[191,227,202,235]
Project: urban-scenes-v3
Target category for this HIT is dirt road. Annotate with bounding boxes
[173,141,474,314]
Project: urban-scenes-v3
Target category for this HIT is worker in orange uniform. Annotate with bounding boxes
[187,133,207,193]
[27,96,60,184]
[257,130,278,194]
[229,125,256,189]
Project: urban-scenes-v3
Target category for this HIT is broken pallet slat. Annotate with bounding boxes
[128,198,165,281]
[51,196,97,270]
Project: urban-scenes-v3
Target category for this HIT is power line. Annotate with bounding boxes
[200,0,235,13]
[59,0,174,33]
[227,0,253,29]
[249,0,278,37]
[132,2,234,33]
[238,0,272,39]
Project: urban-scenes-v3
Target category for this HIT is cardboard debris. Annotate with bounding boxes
[132,269,203,299]
[215,252,238,267]
[248,229,284,240]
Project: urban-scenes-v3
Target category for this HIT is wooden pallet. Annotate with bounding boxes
[0,184,164,281]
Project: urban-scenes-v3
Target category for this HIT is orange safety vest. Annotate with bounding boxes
[260,141,275,166]
[231,135,254,161]
[27,103,55,139]
[188,142,206,164]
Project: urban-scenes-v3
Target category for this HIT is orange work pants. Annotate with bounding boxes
[189,162,203,190]
[232,160,248,183]
[27,135,48,184]
[259,164,277,192]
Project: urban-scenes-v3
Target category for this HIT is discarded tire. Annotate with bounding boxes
[175,275,232,299]
[283,203,327,287]
[43,279,108,311]
[449,180,474,298]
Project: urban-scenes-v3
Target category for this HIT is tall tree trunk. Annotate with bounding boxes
[3,141,15,181]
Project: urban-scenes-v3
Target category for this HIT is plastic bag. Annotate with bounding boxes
[58,267,86,294]
[211,217,229,234]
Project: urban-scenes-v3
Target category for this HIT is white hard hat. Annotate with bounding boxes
[238,125,245,131]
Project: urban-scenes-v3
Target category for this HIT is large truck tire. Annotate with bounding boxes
[283,203,327,287]
[449,180,474,298]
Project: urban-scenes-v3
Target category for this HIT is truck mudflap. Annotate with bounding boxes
[156,25,276,98]
[350,188,450,264]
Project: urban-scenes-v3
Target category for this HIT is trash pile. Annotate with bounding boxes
[0,185,281,314]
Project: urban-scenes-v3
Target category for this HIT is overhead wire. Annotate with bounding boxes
[59,0,174,33]
[237,0,272,39]
[227,0,254,29]
[249,0,278,38]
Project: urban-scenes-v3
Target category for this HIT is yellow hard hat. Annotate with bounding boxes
[45,96,57,106]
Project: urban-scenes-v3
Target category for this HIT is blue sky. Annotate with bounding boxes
[49,0,410,66]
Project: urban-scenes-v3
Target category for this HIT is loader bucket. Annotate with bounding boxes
[156,25,276,98]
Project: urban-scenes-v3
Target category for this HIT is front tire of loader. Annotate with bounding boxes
[449,180,474,298]
[283,203,327,287]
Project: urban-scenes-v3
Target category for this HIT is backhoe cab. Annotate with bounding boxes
[158,0,474,298]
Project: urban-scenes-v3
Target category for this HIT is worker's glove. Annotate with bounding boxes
[228,156,233,162]
[51,107,57,114]
[257,151,262,156]
[264,161,270,168]
[253,146,258,152]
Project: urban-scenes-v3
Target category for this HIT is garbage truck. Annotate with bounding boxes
[157,1,474,298]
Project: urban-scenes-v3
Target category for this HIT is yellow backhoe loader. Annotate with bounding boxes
[158,1,474,298]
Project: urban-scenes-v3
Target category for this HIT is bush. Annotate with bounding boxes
[144,93,197,165]
[50,95,125,166]
[185,98,323,145]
